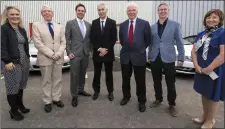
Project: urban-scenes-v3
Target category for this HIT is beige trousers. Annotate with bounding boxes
[40,64,63,104]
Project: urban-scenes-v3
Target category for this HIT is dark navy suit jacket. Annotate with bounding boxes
[119,18,152,66]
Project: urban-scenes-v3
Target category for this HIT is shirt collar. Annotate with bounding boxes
[77,18,84,22]
[157,18,168,25]
[129,17,137,23]
[45,20,53,24]
[100,17,107,22]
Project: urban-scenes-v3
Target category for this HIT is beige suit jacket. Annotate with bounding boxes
[32,21,66,66]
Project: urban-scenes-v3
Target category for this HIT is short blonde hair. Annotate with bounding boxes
[1,6,24,28]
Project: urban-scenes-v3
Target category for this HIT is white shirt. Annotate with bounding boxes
[100,17,107,29]
[77,18,86,36]
[128,17,137,33]
[45,20,54,29]
[98,17,108,51]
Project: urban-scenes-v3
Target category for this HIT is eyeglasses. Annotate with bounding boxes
[159,9,168,12]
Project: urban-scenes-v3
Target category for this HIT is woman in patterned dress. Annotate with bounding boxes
[191,9,225,129]
[1,6,30,121]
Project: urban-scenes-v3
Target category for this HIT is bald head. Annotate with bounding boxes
[126,2,138,20]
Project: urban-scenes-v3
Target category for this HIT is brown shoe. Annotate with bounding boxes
[150,100,162,108]
[169,106,178,117]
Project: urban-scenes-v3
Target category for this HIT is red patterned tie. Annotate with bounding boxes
[128,21,133,47]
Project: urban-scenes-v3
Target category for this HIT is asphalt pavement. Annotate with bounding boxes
[0,58,224,128]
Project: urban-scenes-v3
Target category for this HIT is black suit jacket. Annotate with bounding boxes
[91,17,117,62]
[1,23,30,64]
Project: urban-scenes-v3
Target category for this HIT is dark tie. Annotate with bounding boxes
[48,22,54,38]
[128,21,133,47]
[101,21,104,34]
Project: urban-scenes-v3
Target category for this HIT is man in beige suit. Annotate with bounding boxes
[32,5,66,113]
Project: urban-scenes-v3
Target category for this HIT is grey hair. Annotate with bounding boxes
[41,5,53,13]
[158,2,170,10]
[97,3,107,10]
[127,2,138,10]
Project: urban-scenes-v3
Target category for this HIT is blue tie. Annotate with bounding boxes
[80,21,85,38]
[48,22,54,38]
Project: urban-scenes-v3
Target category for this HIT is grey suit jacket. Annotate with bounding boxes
[65,19,91,57]
[148,19,184,63]
[119,18,152,66]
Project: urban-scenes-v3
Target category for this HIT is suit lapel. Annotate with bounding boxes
[161,19,171,39]
[42,21,53,39]
[84,20,89,39]
[73,19,83,38]
[124,20,129,42]
[154,24,160,40]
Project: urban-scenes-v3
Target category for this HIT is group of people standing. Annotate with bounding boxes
[1,2,224,129]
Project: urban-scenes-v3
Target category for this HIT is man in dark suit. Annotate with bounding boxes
[119,2,151,112]
[91,3,117,101]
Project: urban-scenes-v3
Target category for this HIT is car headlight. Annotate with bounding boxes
[184,56,192,62]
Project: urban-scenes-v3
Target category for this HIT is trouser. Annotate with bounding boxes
[92,61,114,93]
[40,64,63,104]
[150,55,176,106]
[121,61,147,104]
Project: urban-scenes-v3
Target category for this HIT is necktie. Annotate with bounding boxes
[47,22,54,38]
[128,21,134,47]
[80,20,85,38]
[101,21,104,34]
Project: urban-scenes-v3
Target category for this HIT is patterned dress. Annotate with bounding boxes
[3,28,30,95]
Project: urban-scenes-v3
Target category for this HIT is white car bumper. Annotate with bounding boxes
[175,60,195,74]
[29,56,70,71]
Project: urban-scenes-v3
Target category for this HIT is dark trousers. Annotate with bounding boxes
[121,61,146,104]
[150,55,177,106]
[92,61,113,94]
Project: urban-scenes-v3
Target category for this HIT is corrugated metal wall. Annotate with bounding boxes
[1,1,223,37]
[152,1,224,37]
[0,1,154,37]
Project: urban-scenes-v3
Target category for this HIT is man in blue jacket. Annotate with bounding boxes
[148,2,184,117]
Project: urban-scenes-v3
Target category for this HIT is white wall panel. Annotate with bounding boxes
[1,1,153,38]
[152,0,224,37]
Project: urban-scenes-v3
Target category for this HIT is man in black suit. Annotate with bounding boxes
[91,3,117,101]
[119,2,152,112]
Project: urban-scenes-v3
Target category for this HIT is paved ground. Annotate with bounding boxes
[0,58,224,128]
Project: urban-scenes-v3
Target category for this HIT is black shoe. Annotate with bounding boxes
[53,100,64,108]
[120,97,130,106]
[18,89,30,113]
[108,93,114,101]
[18,107,30,113]
[9,109,24,121]
[44,104,52,113]
[139,103,146,112]
[92,93,99,100]
[72,97,78,107]
[78,91,91,96]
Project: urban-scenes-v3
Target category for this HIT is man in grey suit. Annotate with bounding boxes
[65,3,91,107]
[148,2,184,117]
[119,2,152,112]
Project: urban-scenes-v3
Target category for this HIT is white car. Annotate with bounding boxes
[29,39,70,71]
[146,39,195,74]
